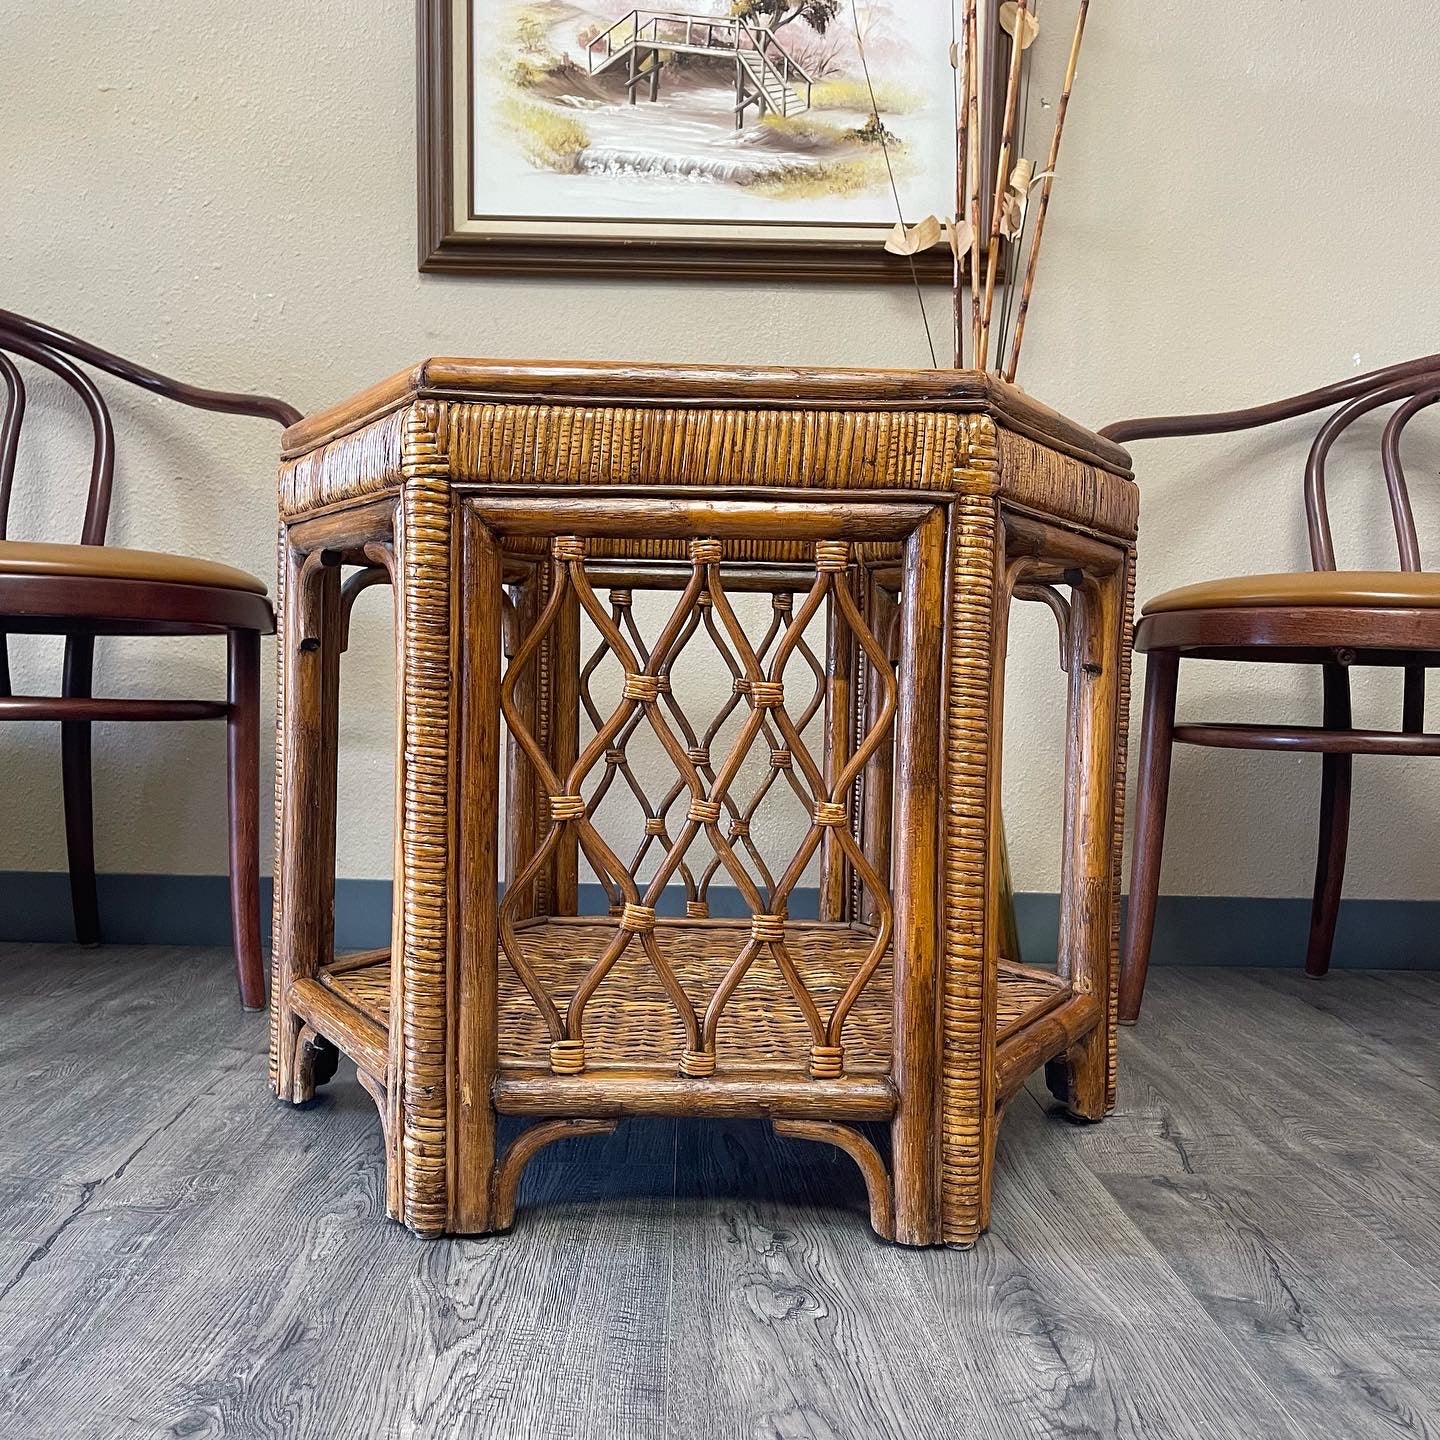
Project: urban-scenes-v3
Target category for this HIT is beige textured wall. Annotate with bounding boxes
[3,0,1438,899]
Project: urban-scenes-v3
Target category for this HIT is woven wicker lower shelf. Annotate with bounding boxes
[317,919,1072,1075]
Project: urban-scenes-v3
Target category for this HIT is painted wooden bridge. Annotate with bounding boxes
[586,9,815,128]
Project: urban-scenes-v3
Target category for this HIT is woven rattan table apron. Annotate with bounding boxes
[269,360,1137,1247]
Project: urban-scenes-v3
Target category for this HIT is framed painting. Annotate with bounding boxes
[418,0,1009,282]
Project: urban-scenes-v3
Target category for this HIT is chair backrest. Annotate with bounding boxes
[1101,355,1440,571]
[0,308,301,547]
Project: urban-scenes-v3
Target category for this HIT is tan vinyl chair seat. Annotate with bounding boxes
[0,539,267,595]
[1143,570,1440,615]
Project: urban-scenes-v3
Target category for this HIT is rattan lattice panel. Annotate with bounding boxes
[498,535,900,1082]
[320,938,1070,1073]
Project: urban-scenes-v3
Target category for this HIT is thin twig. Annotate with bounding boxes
[966,0,983,367]
[997,0,1040,371]
[851,0,937,369]
[978,0,1028,370]
[953,0,972,367]
[1004,0,1089,382]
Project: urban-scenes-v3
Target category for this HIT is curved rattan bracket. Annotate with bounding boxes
[492,1118,618,1231]
[1014,581,1073,672]
[339,565,393,652]
[356,1069,401,1220]
[356,1067,387,1124]
[289,1022,340,1105]
[773,1118,894,1241]
[294,549,333,651]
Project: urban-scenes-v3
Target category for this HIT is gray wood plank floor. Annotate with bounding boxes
[1,945,1437,1440]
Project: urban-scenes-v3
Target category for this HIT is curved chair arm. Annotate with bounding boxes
[2,331,116,545]
[0,307,302,428]
[1304,374,1440,570]
[1100,353,1440,444]
[1380,384,1440,572]
[1100,354,1440,574]
[0,352,24,533]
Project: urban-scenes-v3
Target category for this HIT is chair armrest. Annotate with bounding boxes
[1100,353,1440,445]
[0,307,301,428]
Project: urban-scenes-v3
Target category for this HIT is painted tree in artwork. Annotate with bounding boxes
[844,1,904,65]
[731,1,842,33]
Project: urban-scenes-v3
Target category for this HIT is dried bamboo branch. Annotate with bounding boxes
[977,0,1028,371]
[994,2,1039,372]
[1004,0,1090,383]
[953,3,975,367]
[966,0,984,367]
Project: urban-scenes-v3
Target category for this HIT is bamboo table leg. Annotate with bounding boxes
[271,540,341,1106]
[1048,552,1127,1119]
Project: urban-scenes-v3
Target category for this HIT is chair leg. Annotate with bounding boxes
[61,635,100,946]
[1119,649,1179,1024]
[227,629,267,1010]
[1305,665,1352,979]
[1402,664,1425,734]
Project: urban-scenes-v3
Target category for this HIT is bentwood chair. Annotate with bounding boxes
[1104,354,1440,1023]
[0,308,300,1009]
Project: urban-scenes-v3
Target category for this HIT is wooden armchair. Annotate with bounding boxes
[0,308,299,1008]
[1103,355,1440,1022]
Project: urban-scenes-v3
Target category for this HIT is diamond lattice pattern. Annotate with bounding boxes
[498,537,898,1081]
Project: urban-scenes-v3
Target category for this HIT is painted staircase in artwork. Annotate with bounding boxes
[586,9,815,127]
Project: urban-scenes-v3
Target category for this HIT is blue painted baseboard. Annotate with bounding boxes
[0,873,1435,968]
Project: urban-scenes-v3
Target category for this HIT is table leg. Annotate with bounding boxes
[1048,555,1127,1119]
[889,509,946,1246]
[454,509,502,1232]
[937,473,1006,1248]
[272,540,342,1105]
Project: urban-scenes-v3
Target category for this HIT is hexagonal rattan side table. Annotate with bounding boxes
[270,360,1136,1247]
